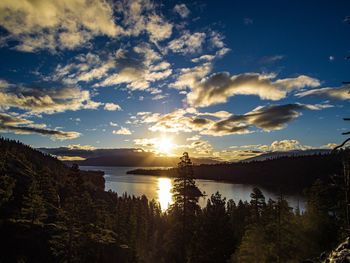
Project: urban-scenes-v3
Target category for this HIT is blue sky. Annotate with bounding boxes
[0,0,349,161]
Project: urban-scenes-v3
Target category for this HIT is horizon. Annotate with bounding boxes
[0,0,349,162]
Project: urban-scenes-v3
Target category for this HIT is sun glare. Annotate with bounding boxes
[156,136,174,155]
[157,178,173,211]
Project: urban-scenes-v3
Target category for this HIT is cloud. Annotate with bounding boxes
[67,144,96,150]
[52,52,116,84]
[110,121,118,127]
[219,139,314,161]
[0,79,11,89]
[0,83,101,115]
[322,143,338,149]
[173,4,190,18]
[170,63,212,90]
[57,155,86,161]
[146,14,173,42]
[0,0,176,52]
[0,112,81,140]
[269,139,309,151]
[0,0,121,52]
[168,31,206,54]
[113,127,132,135]
[180,71,320,107]
[94,43,172,91]
[134,138,158,147]
[191,47,231,63]
[259,55,285,64]
[104,103,122,111]
[206,104,321,136]
[187,135,201,141]
[229,140,311,152]
[135,103,328,136]
[296,85,350,100]
[152,94,167,100]
[209,31,225,49]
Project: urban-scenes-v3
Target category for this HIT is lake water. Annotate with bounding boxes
[80,166,305,212]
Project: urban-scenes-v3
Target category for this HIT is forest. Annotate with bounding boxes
[0,137,348,262]
[128,153,343,191]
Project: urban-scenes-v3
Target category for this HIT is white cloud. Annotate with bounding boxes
[179,71,320,107]
[0,84,101,115]
[146,14,173,42]
[170,63,212,90]
[187,135,201,141]
[173,4,190,18]
[94,44,172,91]
[109,121,118,127]
[113,127,132,135]
[296,85,350,100]
[168,31,206,54]
[0,0,121,52]
[67,144,95,150]
[104,103,122,111]
[0,112,81,140]
[134,103,329,136]
[191,48,231,63]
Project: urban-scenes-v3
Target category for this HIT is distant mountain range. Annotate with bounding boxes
[38,146,333,167]
[38,147,221,167]
[242,149,332,162]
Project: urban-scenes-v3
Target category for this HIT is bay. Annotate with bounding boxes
[80,166,305,212]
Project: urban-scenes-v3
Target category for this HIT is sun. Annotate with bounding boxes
[156,136,174,155]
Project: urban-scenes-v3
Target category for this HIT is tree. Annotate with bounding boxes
[169,152,202,262]
[21,178,47,224]
[191,192,235,263]
[250,187,265,223]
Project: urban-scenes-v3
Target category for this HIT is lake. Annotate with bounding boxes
[80,166,305,212]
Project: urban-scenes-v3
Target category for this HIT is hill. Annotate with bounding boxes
[38,146,221,166]
[242,149,332,162]
[128,152,343,191]
[0,138,144,262]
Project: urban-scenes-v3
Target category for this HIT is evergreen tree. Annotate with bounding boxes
[0,174,15,208]
[169,152,202,262]
[250,187,265,223]
[191,192,235,263]
[21,178,47,224]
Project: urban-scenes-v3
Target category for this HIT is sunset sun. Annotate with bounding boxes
[156,136,174,155]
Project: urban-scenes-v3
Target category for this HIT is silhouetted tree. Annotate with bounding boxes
[21,178,47,224]
[169,152,202,262]
[250,187,265,223]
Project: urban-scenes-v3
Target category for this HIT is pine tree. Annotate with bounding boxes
[21,178,47,224]
[170,152,202,262]
[191,192,235,263]
[0,175,15,208]
[250,187,265,223]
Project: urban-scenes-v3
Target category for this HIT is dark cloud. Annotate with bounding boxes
[296,85,350,100]
[184,72,320,107]
[0,84,100,115]
[203,104,327,136]
[0,113,80,140]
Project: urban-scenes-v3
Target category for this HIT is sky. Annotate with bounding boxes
[0,0,350,161]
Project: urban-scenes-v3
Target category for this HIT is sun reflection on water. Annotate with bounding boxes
[157,178,173,211]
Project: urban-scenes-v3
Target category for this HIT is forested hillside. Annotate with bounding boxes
[0,138,347,262]
[128,153,343,191]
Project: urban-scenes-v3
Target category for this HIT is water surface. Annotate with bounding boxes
[81,166,305,212]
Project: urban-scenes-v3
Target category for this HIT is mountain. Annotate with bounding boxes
[242,149,332,162]
[0,138,134,262]
[38,147,221,166]
[128,152,342,191]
